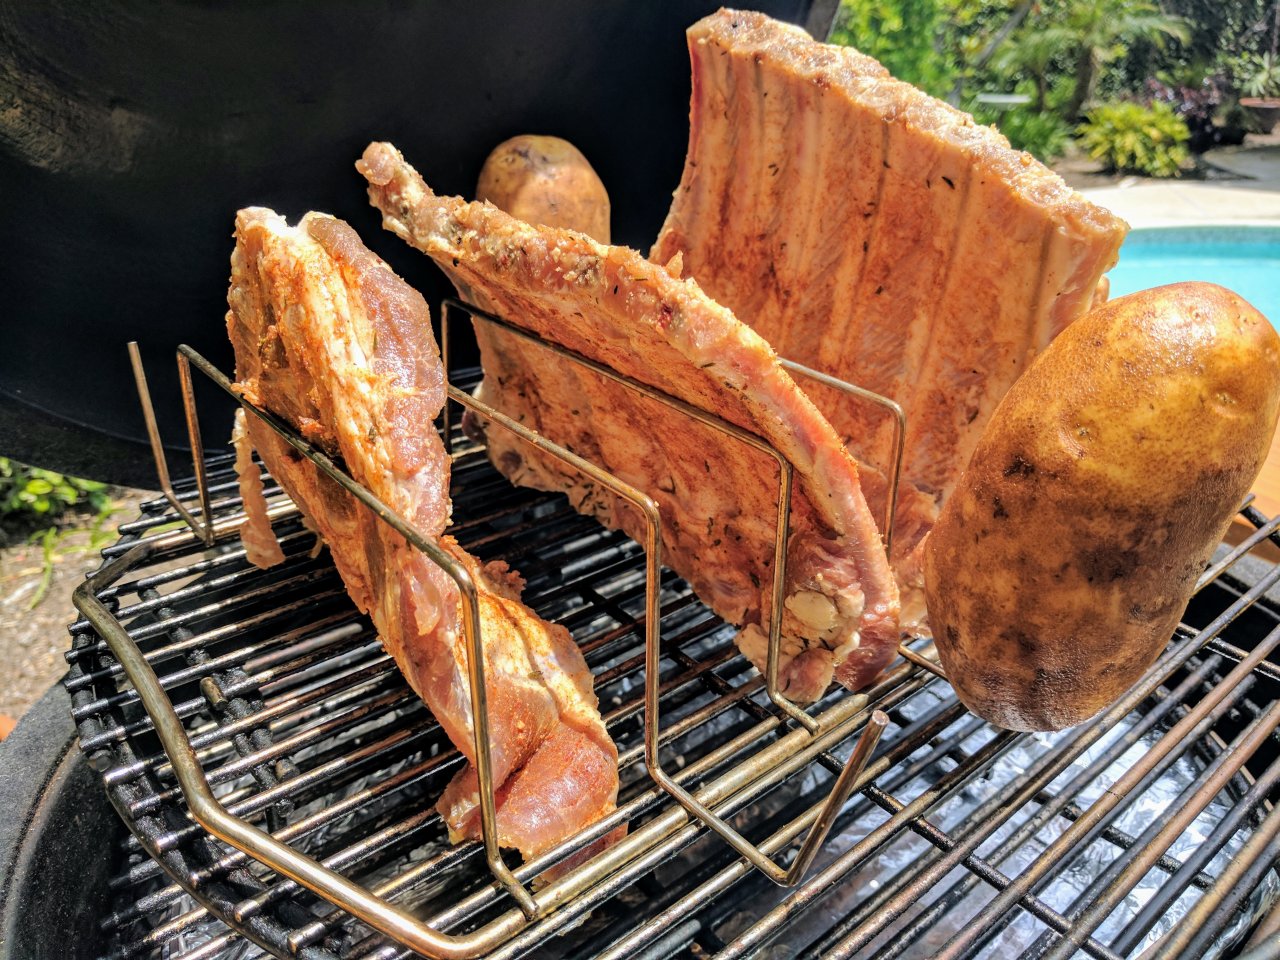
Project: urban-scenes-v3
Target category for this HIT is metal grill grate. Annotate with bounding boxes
[66,375,1280,960]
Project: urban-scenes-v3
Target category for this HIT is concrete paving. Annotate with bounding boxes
[1081,180,1280,228]
[1079,137,1280,228]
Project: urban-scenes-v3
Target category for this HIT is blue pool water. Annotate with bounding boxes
[1106,226,1280,324]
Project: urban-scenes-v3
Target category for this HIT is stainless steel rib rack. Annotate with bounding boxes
[64,312,1280,959]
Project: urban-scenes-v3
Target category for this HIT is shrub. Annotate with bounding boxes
[976,107,1073,162]
[1077,101,1191,177]
[0,457,110,523]
[1230,51,1280,99]
[1145,75,1245,152]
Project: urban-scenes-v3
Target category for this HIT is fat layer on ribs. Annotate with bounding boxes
[651,9,1130,627]
[358,142,899,703]
[225,208,619,862]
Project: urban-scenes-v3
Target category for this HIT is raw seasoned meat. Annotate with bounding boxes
[652,9,1129,626]
[231,408,285,568]
[358,142,899,702]
[225,208,619,861]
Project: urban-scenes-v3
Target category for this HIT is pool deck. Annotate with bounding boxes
[1079,146,1280,228]
[1078,141,1280,531]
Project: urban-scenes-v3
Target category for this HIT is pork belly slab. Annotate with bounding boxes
[226,208,619,862]
[358,142,899,703]
[651,9,1130,623]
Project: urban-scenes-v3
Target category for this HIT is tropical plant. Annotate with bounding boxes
[991,27,1063,111]
[1113,0,1274,93]
[944,0,1036,103]
[1233,51,1280,97]
[1005,0,1190,119]
[1078,101,1191,176]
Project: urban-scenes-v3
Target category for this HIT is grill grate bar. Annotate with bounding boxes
[1142,798,1280,960]
[99,495,294,558]
[590,706,985,960]
[415,673,956,944]
[1204,635,1280,682]
[133,686,425,821]
[105,656,402,787]
[1112,748,1280,955]
[112,480,285,535]
[1031,696,1280,960]
[67,575,349,691]
[852,665,1257,960]
[672,730,1025,960]
[66,524,318,640]
[917,690,1263,960]
[101,693,429,932]
[804,656,1233,960]
[718,597,1279,960]
[71,596,363,722]
[930,622,1280,960]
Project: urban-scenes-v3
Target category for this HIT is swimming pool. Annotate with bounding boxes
[1106,226,1280,323]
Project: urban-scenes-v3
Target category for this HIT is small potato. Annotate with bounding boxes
[475,135,610,242]
[924,282,1280,731]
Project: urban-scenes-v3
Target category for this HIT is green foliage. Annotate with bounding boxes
[975,106,1073,160]
[1231,51,1280,98]
[830,0,1263,174]
[1103,0,1274,99]
[834,0,1196,124]
[0,457,110,522]
[831,0,955,96]
[1003,0,1190,118]
[991,27,1064,111]
[21,502,120,610]
[1078,101,1191,176]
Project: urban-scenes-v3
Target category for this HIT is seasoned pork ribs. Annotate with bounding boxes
[652,10,1129,624]
[359,142,899,702]
[226,208,619,862]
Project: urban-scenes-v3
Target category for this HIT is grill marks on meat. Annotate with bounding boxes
[651,10,1129,626]
[358,142,899,701]
[225,208,619,861]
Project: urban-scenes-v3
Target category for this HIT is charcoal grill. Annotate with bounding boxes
[4,3,1280,958]
[42,306,1280,959]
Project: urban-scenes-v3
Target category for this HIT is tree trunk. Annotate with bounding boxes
[1066,47,1096,120]
[1035,70,1048,112]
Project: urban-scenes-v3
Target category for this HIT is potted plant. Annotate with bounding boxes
[1238,51,1280,132]
[1235,0,1280,132]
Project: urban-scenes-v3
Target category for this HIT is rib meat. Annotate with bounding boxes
[225,208,619,862]
[358,142,899,702]
[651,10,1129,626]
[231,408,285,569]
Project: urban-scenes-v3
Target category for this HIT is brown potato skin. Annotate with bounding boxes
[475,135,610,243]
[924,282,1280,731]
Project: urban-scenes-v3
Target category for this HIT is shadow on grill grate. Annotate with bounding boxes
[65,398,1280,960]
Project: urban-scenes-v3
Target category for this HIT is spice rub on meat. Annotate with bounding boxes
[226,208,620,862]
[652,9,1129,628]
[358,141,900,702]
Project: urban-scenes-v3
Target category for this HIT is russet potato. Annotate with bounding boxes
[924,282,1280,731]
[475,135,610,243]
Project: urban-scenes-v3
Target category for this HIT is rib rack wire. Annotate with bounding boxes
[66,371,1280,960]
